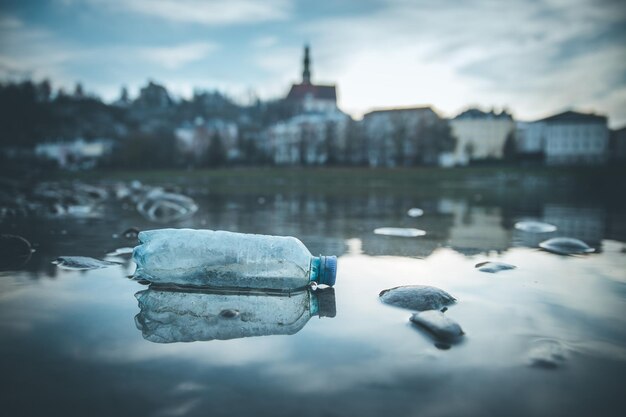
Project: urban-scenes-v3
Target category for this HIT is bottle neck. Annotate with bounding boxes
[309,255,337,287]
[309,256,323,283]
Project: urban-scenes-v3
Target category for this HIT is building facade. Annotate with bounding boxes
[269,45,350,165]
[361,106,440,167]
[450,108,515,165]
[533,111,608,165]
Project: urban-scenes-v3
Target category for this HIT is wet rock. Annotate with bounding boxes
[219,309,240,319]
[539,237,595,255]
[407,208,424,218]
[475,261,517,273]
[515,221,557,233]
[379,285,456,311]
[527,339,567,369]
[410,310,464,341]
[52,256,121,271]
[374,227,426,237]
[0,234,32,271]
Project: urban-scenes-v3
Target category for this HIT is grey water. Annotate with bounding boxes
[1,182,626,417]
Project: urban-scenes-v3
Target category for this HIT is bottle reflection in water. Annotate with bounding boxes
[134,287,336,343]
[132,229,337,290]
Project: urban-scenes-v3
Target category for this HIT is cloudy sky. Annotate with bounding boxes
[1,0,625,125]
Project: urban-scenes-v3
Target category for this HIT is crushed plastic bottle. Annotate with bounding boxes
[134,287,336,343]
[132,228,337,290]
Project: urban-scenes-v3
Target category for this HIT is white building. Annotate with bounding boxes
[35,138,113,169]
[268,112,349,165]
[361,106,440,167]
[450,108,515,165]
[175,118,239,163]
[522,111,609,165]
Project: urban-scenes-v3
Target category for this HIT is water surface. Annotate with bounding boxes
[1,179,625,417]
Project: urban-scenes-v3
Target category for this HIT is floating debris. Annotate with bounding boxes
[515,221,557,233]
[527,339,567,369]
[52,256,121,271]
[137,189,198,223]
[106,247,135,257]
[374,227,426,237]
[475,261,517,273]
[0,234,32,271]
[410,310,464,341]
[379,285,456,311]
[407,208,424,218]
[539,237,595,255]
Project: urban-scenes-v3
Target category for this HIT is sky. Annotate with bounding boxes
[0,0,625,126]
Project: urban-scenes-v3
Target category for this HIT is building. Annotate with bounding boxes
[361,106,443,167]
[268,45,350,165]
[285,45,338,114]
[35,138,113,169]
[450,108,515,165]
[268,112,349,165]
[531,111,609,165]
[175,117,239,164]
[609,126,626,164]
[135,81,172,110]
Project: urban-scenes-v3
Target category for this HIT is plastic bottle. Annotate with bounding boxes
[134,287,336,343]
[132,228,337,290]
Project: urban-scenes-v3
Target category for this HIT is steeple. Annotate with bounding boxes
[302,44,311,84]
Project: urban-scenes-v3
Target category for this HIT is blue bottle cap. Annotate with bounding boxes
[318,256,337,287]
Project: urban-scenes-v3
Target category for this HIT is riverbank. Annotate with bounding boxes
[51,164,624,196]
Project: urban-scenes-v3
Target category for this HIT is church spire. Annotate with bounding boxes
[302,44,311,84]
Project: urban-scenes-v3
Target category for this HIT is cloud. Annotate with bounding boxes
[139,42,218,70]
[92,0,293,25]
[297,0,626,124]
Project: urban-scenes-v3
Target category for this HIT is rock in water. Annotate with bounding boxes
[52,256,121,271]
[374,228,426,237]
[407,208,424,218]
[539,237,595,255]
[475,261,517,273]
[0,234,32,270]
[527,339,567,369]
[379,285,456,311]
[515,221,557,233]
[410,310,464,341]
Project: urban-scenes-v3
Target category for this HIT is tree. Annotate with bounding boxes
[414,117,457,165]
[502,130,517,162]
[205,132,226,167]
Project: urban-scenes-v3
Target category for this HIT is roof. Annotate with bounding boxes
[538,110,607,124]
[363,106,435,118]
[286,83,337,101]
[454,108,512,120]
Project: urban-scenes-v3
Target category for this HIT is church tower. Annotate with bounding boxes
[302,44,311,85]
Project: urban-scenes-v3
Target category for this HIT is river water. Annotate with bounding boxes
[1,176,625,417]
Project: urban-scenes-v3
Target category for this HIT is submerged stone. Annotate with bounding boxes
[410,310,464,341]
[374,227,426,237]
[515,221,557,233]
[379,285,456,311]
[539,237,595,255]
[475,261,517,273]
[52,256,121,271]
[527,339,567,369]
[407,208,424,218]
